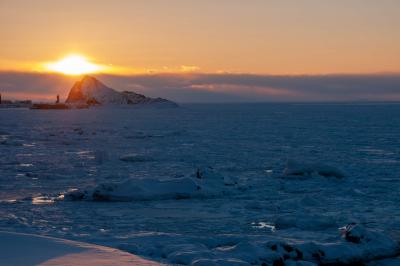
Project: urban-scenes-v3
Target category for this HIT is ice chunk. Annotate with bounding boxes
[295,224,399,264]
[341,223,399,259]
[168,250,212,265]
[215,241,279,264]
[283,159,345,178]
[254,224,400,265]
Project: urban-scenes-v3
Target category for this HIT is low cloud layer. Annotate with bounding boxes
[1,71,400,102]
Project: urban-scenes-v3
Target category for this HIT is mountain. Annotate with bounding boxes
[65,76,177,107]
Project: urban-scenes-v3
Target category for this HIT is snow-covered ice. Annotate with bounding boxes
[0,231,163,266]
[1,103,400,265]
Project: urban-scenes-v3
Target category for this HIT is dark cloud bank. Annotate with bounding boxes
[1,71,400,102]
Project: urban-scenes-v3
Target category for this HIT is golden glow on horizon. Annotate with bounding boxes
[1,1,400,75]
[36,55,201,76]
[44,55,106,75]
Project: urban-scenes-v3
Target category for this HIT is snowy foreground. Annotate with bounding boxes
[0,232,162,266]
[1,104,400,265]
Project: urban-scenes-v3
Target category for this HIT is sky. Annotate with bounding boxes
[1,0,400,102]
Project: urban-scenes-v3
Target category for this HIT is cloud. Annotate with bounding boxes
[98,73,400,102]
[0,72,77,101]
[180,65,200,72]
[0,71,400,102]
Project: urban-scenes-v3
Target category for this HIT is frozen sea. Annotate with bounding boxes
[1,103,400,265]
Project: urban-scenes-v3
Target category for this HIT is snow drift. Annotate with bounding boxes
[0,232,162,266]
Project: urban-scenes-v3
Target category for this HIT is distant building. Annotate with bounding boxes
[15,100,32,104]
[0,93,32,108]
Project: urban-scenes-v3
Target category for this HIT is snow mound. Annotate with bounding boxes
[283,159,345,178]
[64,167,244,201]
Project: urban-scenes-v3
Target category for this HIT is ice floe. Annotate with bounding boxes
[64,167,246,201]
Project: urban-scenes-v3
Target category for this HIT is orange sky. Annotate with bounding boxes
[1,0,400,75]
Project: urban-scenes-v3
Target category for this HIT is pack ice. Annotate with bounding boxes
[1,104,400,266]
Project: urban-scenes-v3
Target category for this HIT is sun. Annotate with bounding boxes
[45,54,105,75]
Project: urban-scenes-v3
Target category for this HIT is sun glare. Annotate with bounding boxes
[45,55,104,75]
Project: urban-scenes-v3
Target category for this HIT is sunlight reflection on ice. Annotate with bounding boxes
[22,143,35,147]
[32,196,55,205]
[251,222,276,232]
[19,163,33,167]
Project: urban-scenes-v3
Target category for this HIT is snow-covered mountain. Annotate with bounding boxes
[65,75,177,106]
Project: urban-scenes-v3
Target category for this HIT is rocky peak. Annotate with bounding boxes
[65,76,177,107]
